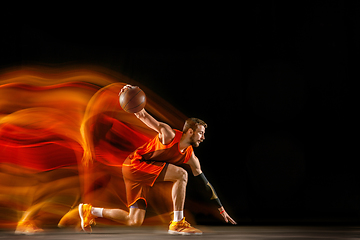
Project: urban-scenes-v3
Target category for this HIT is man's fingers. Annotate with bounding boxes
[223,212,237,225]
[119,85,132,96]
[229,217,237,225]
[219,206,237,225]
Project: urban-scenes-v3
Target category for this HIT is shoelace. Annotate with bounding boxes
[84,206,96,226]
[181,220,190,228]
[170,219,190,228]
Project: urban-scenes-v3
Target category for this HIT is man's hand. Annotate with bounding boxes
[218,206,237,225]
[119,84,133,96]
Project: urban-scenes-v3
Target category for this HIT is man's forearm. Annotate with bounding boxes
[134,109,161,133]
[196,173,223,208]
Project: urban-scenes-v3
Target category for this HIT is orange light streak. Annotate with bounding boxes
[0,65,191,232]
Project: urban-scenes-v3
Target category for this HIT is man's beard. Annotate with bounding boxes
[190,135,200,148]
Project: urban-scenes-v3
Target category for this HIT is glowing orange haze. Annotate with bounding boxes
[0,66,201,229]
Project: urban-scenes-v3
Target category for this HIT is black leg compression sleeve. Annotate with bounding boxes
[196,173,223,208]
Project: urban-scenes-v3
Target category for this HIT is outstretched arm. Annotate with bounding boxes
[187,153,237,225]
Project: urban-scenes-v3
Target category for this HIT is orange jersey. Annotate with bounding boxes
[122,129,193,207]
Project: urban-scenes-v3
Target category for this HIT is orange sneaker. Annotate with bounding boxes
[78,203,96,233]
[15,220,44,235]
[168,217,202,235]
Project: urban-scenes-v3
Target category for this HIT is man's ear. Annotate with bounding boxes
[188,128,194,135]
[184,128,193,135]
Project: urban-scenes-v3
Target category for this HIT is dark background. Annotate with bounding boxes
[1,1,357,225]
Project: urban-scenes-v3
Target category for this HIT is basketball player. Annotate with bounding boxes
[77,85,236,235]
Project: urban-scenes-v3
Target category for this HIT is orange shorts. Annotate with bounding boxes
[122,157,168,207]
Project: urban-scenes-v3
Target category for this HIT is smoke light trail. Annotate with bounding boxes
[0,66,193,233]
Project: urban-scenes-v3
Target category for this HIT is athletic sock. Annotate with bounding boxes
[91,207,104,218]
[173,211,184,222]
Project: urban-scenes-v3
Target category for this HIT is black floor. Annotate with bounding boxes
[2,225,360,240]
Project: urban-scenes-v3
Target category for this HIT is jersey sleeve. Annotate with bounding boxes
[183,145,193,164]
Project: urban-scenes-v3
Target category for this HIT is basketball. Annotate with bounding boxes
[119,86,146,113]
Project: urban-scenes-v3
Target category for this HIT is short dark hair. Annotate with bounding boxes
[182,118,207,133]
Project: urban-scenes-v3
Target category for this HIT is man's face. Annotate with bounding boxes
[189,125,205,147]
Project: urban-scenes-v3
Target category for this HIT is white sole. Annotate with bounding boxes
[14,230,35,235]
[168,230,202,235]
[78,203,85,231]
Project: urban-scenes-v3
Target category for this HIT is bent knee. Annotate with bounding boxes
[128,219,143,227]
[177,167,188,182]
[163,165,188,183]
